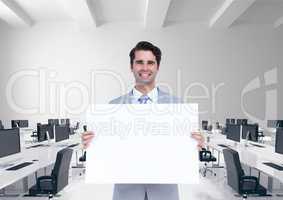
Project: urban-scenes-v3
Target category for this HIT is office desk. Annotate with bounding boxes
[0,137,82,190]
[206,133,283,191]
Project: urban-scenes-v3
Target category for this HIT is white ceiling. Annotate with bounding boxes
[0,0,282,29]
[166,0,225,23]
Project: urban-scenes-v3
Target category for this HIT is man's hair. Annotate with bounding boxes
[129,41,162,67]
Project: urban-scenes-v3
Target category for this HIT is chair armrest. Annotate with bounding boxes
[241,176,258,182]
[37,176,54,191]
[240,176,259,191]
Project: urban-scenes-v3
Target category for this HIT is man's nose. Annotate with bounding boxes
[141,63,150,70]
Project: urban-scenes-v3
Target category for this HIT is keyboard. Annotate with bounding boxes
[263,162,283,171]
[250,143,265,148]
[26,144,44,149]
[68,143,80,148]
[6,162,33,171]
[218,144,229,148]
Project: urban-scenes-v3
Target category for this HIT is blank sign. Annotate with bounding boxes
[85,104,199,184]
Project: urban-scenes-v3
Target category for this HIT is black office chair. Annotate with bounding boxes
[29,148,73,197]
[199,148,217,177]
[222,148,267,197]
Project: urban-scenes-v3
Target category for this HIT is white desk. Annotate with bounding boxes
[206,132,283,187]
[0,137,82,190]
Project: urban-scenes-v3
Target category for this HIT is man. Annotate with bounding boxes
[83,41,204,200]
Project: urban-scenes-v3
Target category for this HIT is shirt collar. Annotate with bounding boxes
[132,87,158,103]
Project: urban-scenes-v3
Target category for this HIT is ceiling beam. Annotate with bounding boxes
[60,0,97,28]
[274,16,283,29]
[0,0,33,28]
[144,0,172,28]
[210,0,257,28]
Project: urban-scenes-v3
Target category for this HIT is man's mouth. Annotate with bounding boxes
[139,72,152,79]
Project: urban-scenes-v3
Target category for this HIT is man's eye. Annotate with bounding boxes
[148,61,155,65]
[135,60,144,64]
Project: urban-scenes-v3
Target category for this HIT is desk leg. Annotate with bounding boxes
[72,149,84,169]
[212,150,224,168]
[267,176,273,192]
[22,177,29,193]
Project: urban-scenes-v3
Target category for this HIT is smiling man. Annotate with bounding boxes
[82,41,204,200]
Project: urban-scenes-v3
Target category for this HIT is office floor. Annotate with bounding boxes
[1,167,281,200]
[55,167,280,200]
[1,159,282,200]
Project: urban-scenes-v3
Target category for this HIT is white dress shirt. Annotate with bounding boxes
[132,87,158,104]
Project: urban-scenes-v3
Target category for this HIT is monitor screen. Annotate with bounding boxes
[11,120,28,128]
[267,120,283,128]
[0,120,4,129]
[226,118,231,124]
[242,124,258,142]
[275,128,283,154]
[48,119,59,126]
[0,128,21,158]
[201,120,208,130]
[55,125,70,142]
[60,119,70,126]
[37,124,54,142]
[226,124,241,142]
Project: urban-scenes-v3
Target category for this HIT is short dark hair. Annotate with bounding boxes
[129,41,162,67]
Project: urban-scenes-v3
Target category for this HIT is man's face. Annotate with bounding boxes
[131,50,159,85]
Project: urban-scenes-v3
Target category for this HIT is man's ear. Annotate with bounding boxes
[130,65,133,71]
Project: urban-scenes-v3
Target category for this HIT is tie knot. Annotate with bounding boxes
[138,95,150,104]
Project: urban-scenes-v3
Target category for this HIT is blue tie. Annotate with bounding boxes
[138,95,150,104]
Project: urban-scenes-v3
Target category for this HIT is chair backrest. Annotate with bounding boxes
[51,148,73,193]
[223,148,245,193]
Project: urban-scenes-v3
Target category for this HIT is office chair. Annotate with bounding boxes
[222,148,267,197]
[28,148,73,198]
[199,148,217,177]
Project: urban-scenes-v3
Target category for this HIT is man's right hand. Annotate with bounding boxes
[82,131,95,149]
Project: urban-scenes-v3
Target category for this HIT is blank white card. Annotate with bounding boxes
[85,104,199,184]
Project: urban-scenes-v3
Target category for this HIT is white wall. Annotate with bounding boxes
[0,22,282,128]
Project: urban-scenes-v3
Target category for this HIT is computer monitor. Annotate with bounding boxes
[275,128,283,154]
[226,118,231,124]
[267,120,283,128]
[55,125,70,142]
[0,128,21,158]
[237,119,248,125]
[48,119,59,126]
[242,124,258,142]
[226,124,241,142]
[60,119,70,126]
[37,123,54,142]
[0,120,4,129]
[201,120,208,130]
[242,119,248,125]
[11,120,28,128]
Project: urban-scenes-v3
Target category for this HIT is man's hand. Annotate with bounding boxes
[82,131,95,149]
[191,132,205,150]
